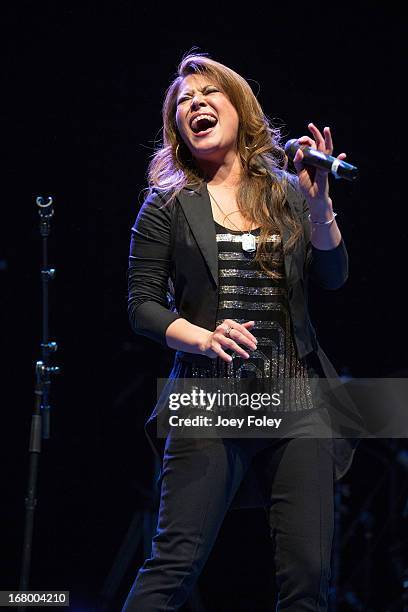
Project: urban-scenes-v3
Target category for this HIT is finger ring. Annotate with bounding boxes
[224,325,233,337]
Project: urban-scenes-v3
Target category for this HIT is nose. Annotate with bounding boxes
[190,93,207,110]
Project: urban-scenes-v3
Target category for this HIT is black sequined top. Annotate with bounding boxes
[190,220,315,412]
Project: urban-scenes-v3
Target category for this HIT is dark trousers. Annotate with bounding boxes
[122,433,335,611]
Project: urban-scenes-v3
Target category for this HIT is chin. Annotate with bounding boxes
[191,142,225,160]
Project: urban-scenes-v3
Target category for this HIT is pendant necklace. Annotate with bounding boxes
[207,189,257,253]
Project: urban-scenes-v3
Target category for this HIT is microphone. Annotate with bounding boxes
[284,139,358,181]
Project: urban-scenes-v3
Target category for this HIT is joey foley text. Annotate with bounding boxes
[166,388,283,429]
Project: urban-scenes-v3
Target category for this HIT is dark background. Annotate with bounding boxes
[2,2,407,610]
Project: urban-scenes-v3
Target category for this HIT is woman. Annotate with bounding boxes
[122,52,362,611]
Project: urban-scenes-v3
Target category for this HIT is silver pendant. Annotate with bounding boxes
[241,232,256,253]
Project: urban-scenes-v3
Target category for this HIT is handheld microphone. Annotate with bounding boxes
[284,139,358,181]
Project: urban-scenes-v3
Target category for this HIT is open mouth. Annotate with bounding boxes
[190,113,218,136]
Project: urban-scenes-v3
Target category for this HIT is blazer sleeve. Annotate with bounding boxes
[292,180,349,290]
[127,188,181,346]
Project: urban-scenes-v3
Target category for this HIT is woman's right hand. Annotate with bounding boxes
[200,319,258,362]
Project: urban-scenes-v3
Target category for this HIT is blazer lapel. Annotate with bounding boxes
[177,181,298,289]
[177,182,219,288]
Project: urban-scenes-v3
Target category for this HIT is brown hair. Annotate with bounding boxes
[147,52,302,279]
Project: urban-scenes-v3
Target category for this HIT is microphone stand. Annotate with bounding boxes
[19,197,59,606]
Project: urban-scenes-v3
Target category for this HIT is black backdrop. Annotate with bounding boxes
[2,3,407,610]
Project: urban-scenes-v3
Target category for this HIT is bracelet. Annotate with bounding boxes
[308,212,337,225]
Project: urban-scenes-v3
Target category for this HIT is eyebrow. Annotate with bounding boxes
[177,84,217,98]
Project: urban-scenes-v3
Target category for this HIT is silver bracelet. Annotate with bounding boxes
[308,212,337,225]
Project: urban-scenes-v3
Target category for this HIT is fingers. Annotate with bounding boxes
[322,126,333,153]
[228,329,258,352]
[213,320,258,362]
[211,341,235,363]
[223,337,250,360]
[220,319,257,344]
[293,147,308,175]
[308,123,334,155]
[298,135,316,149]
[241,321,256,328]
[308,122,326,150]
[211,337,248,363]
[297,123,343,165]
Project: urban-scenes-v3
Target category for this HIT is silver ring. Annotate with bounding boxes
[224,325,233,337]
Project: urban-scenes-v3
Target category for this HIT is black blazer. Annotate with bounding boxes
[128,179,348,357]
[127,178,364,505]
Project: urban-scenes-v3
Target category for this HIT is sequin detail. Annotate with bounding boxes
[218,300,286,310]
[219,286,285,296]
[219,269,273,278]
[218,252,269,261]
[216,232,281,244]
[189,221,314,412]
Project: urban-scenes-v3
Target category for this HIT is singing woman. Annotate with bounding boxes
[122,52,361,611]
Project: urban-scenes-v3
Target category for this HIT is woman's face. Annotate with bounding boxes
[175,73,240,164]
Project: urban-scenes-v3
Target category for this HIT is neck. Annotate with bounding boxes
[195,151,242,189]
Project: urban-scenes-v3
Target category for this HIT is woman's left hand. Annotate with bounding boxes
[293,123,347,215]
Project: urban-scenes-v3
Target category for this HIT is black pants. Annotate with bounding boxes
[122,433,335,611]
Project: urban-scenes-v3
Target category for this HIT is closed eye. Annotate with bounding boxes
[203,87,219,96]
[177,87,220,105]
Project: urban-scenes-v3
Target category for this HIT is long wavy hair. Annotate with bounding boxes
[147,52,302,279]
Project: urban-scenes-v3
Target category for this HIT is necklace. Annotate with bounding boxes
[207,189,257,253]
